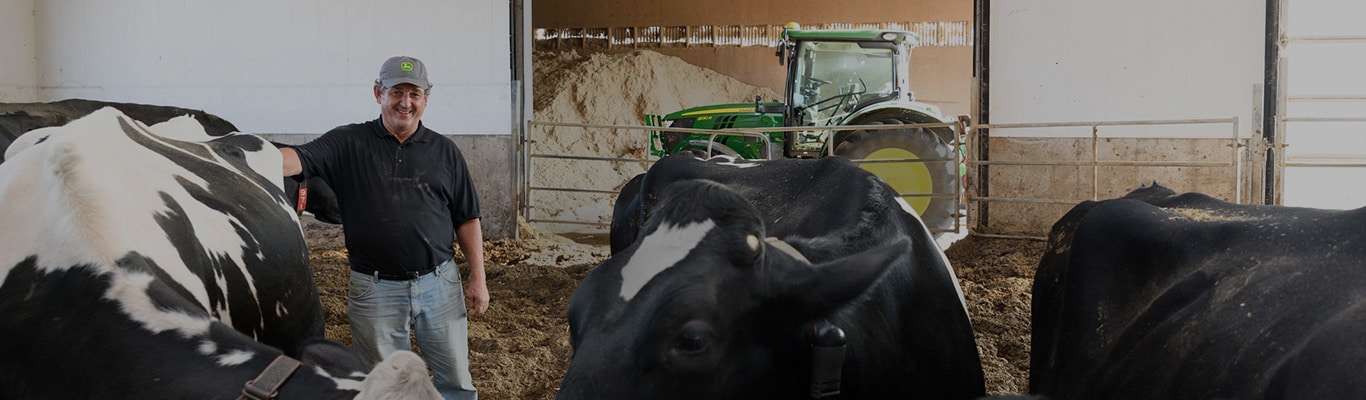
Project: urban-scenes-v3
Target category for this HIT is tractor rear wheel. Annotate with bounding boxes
[834,119,957,234]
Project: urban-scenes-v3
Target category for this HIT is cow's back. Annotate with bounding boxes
[0,99,344,224]
[622,154,933,257]
[1032,189,1366,399]
[0,108,321,356]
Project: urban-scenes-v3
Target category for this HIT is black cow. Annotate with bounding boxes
[608,172,645,254]
[0,108,439,399]
[561,154,984,399]
[1031,183,1366,399]
[0,99,341,224]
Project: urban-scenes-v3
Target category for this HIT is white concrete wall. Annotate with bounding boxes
[0,0,38,102]
[989,0,1265,139]
[31,0,510,135]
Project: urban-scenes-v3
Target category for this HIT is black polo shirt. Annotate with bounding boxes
[294,117,480,275]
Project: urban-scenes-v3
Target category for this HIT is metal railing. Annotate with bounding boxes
[521,121,656,229]
[1276,30,1366,205]
[1286,35,1366,44]
[522,121,779,229]
[522,119,968,235]
[966,117,1242,240]
[1279,115,1366,168]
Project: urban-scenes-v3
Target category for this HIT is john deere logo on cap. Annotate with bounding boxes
[401,62,414,71]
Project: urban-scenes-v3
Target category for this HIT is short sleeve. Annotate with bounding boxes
[448,146,481,224]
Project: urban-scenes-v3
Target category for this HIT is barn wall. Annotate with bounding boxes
[12,1,522,239]
[31,0,511,136]
[988,0,1265,139]
[533,0,975,118]
[0,0,37,102]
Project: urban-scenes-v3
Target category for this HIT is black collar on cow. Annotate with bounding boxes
[239,355,303,400]
[808,320,847,398]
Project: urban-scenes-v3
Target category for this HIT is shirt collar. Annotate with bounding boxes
[371,116,431,143]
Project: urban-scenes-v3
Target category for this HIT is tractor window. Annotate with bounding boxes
[791,41,897,126]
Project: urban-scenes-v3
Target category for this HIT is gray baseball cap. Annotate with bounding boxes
[377,56,431,89]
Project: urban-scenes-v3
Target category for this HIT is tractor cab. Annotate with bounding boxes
[779,26,927,157]
[784,29,914,124]
[648,25,944,160]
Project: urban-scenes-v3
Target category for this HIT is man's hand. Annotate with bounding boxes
[456,218,488,316]
[466,279,489,316]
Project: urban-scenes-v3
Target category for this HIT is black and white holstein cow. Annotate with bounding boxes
[1031,183,1366,399]
[560,154,985,399]
[0,99,239,158]
[0,99,341,224]
[0,108,439,399]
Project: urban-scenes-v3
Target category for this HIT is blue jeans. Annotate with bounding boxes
[348,260,477,400]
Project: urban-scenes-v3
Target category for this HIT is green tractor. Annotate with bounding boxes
[644,24,964,233]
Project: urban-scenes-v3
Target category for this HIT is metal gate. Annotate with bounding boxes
[521,120,968,236]
[965,117,1249,240]
[1273,0,1366,209]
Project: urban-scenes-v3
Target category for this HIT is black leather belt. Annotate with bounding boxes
[352,265,437,281]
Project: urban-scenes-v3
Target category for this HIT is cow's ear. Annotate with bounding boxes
[763,237,810,264]
[764,238,906,317]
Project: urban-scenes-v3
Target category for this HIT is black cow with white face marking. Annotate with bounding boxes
[1031,183,1366,399]
[561,154,984,399]
[0,99,341,224]
[0,108,439,399]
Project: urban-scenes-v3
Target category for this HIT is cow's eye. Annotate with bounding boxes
[676,330,709,353]
[672,321,714,355]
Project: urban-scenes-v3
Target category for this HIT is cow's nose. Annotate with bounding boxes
[554,373,603,400]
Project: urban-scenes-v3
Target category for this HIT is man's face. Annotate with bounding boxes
[375,83,427,136]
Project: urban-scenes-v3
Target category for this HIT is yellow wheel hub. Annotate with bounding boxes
[858,147,933,215]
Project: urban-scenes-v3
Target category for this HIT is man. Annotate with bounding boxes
[281,55,489,400]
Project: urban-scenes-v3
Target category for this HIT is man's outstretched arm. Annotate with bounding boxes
[280,147,302,176]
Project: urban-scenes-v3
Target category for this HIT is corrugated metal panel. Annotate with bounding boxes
[534,21,972,50]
